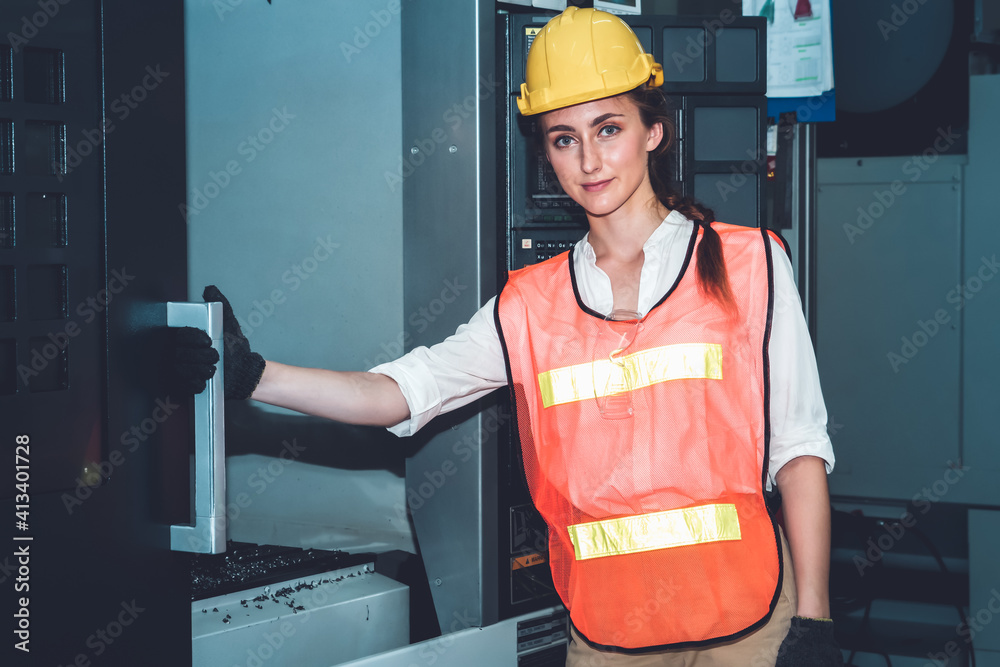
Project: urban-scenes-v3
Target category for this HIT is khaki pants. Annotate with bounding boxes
[566,528,797,667]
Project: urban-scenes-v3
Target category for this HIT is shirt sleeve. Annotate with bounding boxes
[368,296,508,437]
[766,237,836,490]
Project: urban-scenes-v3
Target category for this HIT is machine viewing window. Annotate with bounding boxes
[694,107,758,161]
[0,119,12,173]
[24,120,66,175]
[0,265,12,320]
[23,47,65,105]
[25,263,67,320]
[661,28,707,82]
[0,192,12,247]
[716,28,758,83]
[0,48,11,102]
[25,192,67,247]
[0,338,13,394]
[27,334,68,391]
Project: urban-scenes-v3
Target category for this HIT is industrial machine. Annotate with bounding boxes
[0,1,769,665]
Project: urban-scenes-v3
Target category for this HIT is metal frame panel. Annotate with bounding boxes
[961,75,1000,480]
[340,606,566,667]
[401,0,500,632]
[817,155,966,503]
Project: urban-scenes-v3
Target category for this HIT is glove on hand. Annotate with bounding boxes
[203,285,266,400]
[775,616,843,667]
[171,325,219,395]
[169,286,266,399]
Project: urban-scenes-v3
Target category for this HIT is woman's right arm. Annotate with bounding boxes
[250,360,410,428]
[182,286,503,432]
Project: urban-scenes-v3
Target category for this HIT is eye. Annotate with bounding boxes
[598,124,621,138]
[553,135,575,148]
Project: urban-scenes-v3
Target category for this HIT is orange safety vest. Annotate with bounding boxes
[495,222,786,652]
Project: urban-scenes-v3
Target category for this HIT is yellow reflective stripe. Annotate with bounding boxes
[537,343,723,408]
[567,503,741,561]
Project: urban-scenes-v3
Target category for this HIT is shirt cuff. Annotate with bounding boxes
[767,425,836,491]
[368,350,443,437]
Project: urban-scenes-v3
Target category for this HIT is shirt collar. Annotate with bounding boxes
[577,209,692,262]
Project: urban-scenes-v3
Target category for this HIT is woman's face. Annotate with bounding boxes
[538,94,663,220]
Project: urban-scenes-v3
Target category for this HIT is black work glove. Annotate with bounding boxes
[170,286,266,400]
[204,285,266,400]
[171,325,219,395]
[775,616,843,666]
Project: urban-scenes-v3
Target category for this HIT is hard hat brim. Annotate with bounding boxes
[517,64,664,116]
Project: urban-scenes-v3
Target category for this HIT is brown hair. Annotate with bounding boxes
[623,85,734,309]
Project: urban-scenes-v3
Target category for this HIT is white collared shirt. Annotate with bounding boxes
[370,210,835,488]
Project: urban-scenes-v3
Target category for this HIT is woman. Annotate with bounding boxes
[175,7,841,665]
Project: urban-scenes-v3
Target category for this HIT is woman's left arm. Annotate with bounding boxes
[766,241,842,664]
[775,454,832,619]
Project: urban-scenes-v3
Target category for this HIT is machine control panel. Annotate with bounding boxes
[515,236,582,267]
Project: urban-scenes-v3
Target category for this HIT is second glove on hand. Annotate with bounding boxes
[775,616,843,667]
[203,285,266,401]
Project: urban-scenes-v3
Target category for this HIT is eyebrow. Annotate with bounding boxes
[545,112,625,134]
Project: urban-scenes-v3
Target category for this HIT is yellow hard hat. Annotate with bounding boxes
[517,7,664,116]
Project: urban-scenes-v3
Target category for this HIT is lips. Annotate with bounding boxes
[581,179,612,192]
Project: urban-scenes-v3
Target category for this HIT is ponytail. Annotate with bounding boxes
[625,87,735,311]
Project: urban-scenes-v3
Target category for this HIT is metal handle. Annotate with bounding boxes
[167,301,226,554]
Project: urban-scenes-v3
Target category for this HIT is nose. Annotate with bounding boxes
[579,137,601,174]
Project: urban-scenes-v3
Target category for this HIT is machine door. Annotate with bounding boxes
[0,2,193,663]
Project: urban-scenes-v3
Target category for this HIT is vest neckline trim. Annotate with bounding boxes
[567,221,701,321]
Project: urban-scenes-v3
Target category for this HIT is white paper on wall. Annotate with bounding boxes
[743,0,834,98]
